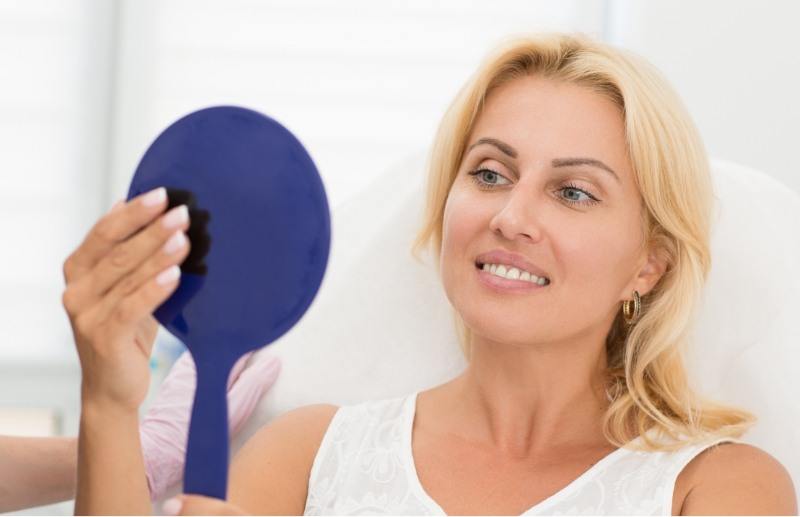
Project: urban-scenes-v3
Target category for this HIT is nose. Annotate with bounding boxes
[488,188,543,243]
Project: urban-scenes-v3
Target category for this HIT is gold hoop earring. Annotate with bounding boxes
[622,290,641,325]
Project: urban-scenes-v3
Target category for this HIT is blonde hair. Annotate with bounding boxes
[410,32,755,452]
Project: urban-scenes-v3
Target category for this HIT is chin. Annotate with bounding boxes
[458,310,544,348]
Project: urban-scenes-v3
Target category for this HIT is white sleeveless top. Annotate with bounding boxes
[303,390,742,515]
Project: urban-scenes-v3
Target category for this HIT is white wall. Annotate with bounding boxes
[105,0,605,207]
[0,1,115,363]
[607,0,800,194]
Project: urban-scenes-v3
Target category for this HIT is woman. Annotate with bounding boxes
[69,32,797,515]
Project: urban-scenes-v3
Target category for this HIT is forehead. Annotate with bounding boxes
[470,75,631,181]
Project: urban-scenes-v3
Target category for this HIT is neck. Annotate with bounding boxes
[441,332,611,459]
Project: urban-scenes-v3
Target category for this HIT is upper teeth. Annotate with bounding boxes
[481,263,549,285]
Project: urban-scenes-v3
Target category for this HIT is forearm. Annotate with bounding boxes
[0,435,78,512]
[75,401,151,515]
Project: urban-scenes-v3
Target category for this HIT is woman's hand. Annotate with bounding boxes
[162,494,247,515]
[66,188,193,514]
[62,187,191,411]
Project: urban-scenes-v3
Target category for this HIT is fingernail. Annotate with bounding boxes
[156,265,181,286]
[162,205,189,229]
[162,231,187,254]
[162,497,183,516]
[141,187,167,207]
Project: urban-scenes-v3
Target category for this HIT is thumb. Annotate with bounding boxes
[227,352,281,436]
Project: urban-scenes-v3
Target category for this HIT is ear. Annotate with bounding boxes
[623,247,668,299]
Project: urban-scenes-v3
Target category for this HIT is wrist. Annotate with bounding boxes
[81,378,144,414]
[80,396,140,423]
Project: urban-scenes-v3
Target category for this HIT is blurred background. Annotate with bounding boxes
[0,0,798,514]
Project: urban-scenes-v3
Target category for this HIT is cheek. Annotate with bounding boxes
[441,190,481,262]
[440,189,486,295]
[558,215,641,299]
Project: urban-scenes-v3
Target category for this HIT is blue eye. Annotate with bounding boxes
[467,168,510,188]
[559,183,600,206]
[467,168,600,207]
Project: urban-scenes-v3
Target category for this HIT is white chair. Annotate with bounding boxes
[160,154,800,504]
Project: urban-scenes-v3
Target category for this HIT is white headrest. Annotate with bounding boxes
[689,158,800,484]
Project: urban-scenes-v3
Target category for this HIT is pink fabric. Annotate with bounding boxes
[139,350,281,500]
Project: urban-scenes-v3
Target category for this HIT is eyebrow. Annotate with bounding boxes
[466,137,621,184]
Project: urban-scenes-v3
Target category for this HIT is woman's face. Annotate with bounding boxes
[440,75,663,348]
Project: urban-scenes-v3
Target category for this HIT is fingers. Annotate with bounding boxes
[87,260,188,344]
[62,187,169,284]
[98,205,191,302]
[64,205,192,317]
[73,251,186,356]
[163,494,246,515]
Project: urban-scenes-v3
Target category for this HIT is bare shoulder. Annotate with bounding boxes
[229,403,340,515]
[679,442,798,515]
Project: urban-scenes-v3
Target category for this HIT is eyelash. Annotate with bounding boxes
[467,167,600,207]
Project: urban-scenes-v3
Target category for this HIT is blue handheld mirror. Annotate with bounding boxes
[125,106,331,500]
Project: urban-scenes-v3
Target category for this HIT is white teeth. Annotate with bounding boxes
[480,262,549,285]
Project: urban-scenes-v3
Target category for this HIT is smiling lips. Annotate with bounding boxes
[479,262,549,285]
[473,250,551,294]
[474,249,551,284]
[474,264,549,293]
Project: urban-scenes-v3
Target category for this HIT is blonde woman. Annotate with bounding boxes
[71,33,797,515]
